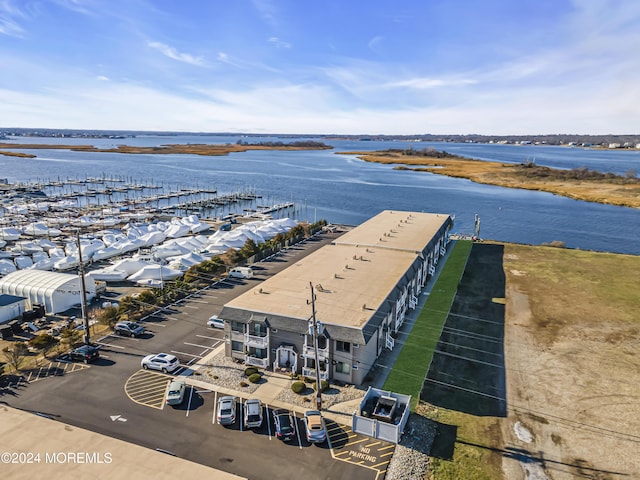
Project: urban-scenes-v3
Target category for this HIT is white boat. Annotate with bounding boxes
[54,255,80,271]
[0,259,17,275]
[22,222,62,237]
[14,255,34,269]
[128,264,183,282]
[0,227,21,241]
[86,268,128,282]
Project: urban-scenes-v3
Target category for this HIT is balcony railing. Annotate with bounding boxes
[302,367,328,381]
[244,333,269,348]
[245,355,269,368]
[303,344,329,359]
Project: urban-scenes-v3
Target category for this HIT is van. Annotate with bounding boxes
[229,267,253,279]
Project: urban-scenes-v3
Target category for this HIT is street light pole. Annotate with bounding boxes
[76,230,90,345]
[309,282,322,411]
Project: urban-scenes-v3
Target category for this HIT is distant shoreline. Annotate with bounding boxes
[0,141,332,157]
[339,150,640,209]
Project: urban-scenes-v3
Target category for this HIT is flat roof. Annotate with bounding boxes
[224,211,451,331]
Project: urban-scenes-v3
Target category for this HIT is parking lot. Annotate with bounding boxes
[1,232,388,479]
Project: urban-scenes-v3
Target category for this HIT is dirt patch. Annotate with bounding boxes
[501,244,640,480]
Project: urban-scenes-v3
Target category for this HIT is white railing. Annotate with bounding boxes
[302,367,328,381]
[244,333,269,348]
[385,332,395,351]
[303,344,329,359]
[245,355,269,368]
[440,247,446,255]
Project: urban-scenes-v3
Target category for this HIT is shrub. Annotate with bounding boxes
[291,381,306,394]
[303,376,314,384]
[244,367,258,376]
[239,381,249,387]
[313,380,329,392]
[248,373,261,383]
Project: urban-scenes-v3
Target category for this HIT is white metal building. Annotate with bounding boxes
[0,270,96,314]
[0,294,27,324]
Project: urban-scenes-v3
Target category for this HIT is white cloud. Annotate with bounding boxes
[386,77,477,89]
[268,36,291,49]
[367,35,383,52]
[251,0,279,28]
[147,41,207,67]
[96,75,109,81]
[0,0,26,37]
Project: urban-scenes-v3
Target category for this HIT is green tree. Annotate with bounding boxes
[96,305,118,328]
[239,238,259,259]
[60,327,82,347]
[28,333,60,360]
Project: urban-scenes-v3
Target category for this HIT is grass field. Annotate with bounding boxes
[383,240,472,410]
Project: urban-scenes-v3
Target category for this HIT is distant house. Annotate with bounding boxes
[219,210,453,385]
[609,143,621,149]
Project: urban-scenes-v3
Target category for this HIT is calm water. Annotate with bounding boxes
[2,135,639,255]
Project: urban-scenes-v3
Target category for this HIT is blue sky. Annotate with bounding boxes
[1,0,639,134]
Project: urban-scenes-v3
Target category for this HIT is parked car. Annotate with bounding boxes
[228,267,253,279]
[141,353,180,373]
[165,380,186,406]
[217,396,237,425]
[68,344,100,364]
[303,410,327,443]
[273,408,296,441]
[243,399,263,429]
[207,315,224,329]
[114,321,145,337]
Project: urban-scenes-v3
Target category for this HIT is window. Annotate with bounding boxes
[335,362,350,374]
[231,341,243,352]
[231,321,244,333]
[336,341,350,353]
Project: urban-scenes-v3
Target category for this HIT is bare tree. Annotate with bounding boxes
[2,342,29,373]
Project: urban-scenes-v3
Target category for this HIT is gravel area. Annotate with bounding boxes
[195,351,261,394]
[275,380,367,410]
[385,407,437,480]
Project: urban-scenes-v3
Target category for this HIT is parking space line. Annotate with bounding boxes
[184,342,216,349]
[212,391,218,424]
[186,387,194,417]
[96,342,125,349]
[343,437,370,448]
[170,350,203,358]
[196,334,219,341]
[265,405,272,440]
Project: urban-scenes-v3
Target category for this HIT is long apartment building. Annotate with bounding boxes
[218,210,453,385]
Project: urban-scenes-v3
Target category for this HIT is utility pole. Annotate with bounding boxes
[309,282,322,411]
[76,230,91,345]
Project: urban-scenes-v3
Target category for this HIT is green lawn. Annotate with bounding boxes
[383,240,472,410]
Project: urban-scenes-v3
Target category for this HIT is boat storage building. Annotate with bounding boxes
[219,210,453,385]
[0,270,96,314]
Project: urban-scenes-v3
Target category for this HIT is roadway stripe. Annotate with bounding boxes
[378,444,395,451]
[343,437,370,448]
[378,451,394,458]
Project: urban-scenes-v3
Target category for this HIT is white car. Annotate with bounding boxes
[165,380,186,406]
[141,353,180,373]
[207,315,224,329]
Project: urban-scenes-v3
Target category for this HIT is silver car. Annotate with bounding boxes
[217,396,237,425]
[141,353,180,373]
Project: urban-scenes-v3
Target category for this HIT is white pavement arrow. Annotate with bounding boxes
[110,415,128,422]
